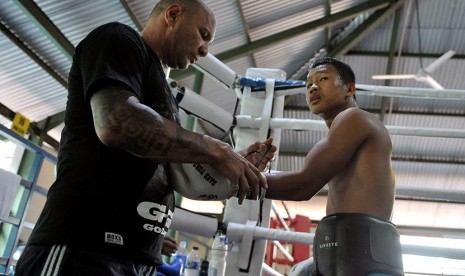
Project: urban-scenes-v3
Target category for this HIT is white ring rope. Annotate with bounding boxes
[235,116,465,138]
[271,84,465,100]
[226,221,314,244]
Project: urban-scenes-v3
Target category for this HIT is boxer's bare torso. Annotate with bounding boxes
[266,63,395,221]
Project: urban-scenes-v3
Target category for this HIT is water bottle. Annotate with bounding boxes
[207,232,228,276]
[184,246,201,276]
[199,260,209,276]
[170,240,189,276]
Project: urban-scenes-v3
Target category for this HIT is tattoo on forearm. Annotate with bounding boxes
[94,87,213,158]
[120,111,172,156]
[94,88,172,156]
[176,127,190,147]
[175,127,209,152]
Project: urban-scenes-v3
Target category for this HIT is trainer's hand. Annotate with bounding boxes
[242,137,277,171]
[211,141,268,204]
[161,236,178,256]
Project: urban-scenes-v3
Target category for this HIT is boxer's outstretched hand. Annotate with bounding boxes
[242,137,277,171]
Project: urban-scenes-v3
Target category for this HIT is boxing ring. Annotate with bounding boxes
[0,51,464,274]
[167,53,465,275]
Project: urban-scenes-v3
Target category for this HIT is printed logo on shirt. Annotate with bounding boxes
[105,232,124,245]
[136,201,173,235]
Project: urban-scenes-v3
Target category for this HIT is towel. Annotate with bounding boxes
[0,167,21,221]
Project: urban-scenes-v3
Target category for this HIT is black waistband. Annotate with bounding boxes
[320,212,396,227]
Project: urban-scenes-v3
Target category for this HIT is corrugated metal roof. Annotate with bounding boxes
[0,26,67,122]
[206,0,249,52]
[244,1,326,41]
[35,0,138,45]
[255,31,326,75]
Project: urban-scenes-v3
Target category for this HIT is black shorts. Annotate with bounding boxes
[312,213,404,276]
[14,244,157,276]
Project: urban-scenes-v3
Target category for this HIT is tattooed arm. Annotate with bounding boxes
[90,85,267,201]
[91,85,211,163]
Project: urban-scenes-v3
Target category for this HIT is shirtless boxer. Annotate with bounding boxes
[265,57,404,276]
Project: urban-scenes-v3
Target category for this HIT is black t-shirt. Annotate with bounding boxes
[28,22,179,265]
